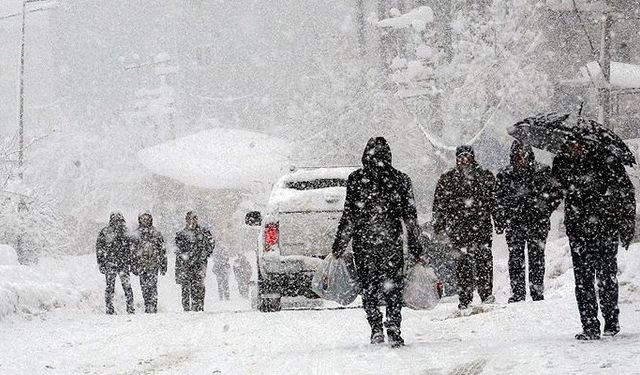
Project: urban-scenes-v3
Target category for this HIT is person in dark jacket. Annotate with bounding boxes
[332,137,424,348]
[232,254,252,298]
[96,212,134,314]
[433,145,498,310]
[175,211,215,312]
[552,140,636,340]
[131,212,167,313]
[496,141,559,303]
[212,245,231,301]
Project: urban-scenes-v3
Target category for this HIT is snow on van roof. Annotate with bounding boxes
[138,128,291,191]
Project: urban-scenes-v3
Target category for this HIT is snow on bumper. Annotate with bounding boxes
[260,254,325,275]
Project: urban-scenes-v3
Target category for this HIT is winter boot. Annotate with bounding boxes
[370,329,385,345]
[575,331,600,341]
[508,295,524,304]
[530,285,544,301]
[603,322,620,337]
[482,295,496,304]
[386,326,405,348]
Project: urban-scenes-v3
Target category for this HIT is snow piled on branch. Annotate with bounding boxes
[377,6,435,31]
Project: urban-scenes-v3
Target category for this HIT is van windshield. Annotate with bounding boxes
[285,179,347,190]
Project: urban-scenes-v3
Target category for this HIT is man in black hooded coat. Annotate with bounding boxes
[131,212,167,313]
[332,137,424,348]
[496,141,559,302]
[96,212,135,314]
[552,140,636,340]
[175,211,215,312]
[432,145,497,310]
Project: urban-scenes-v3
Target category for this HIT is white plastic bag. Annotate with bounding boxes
[403,263,442,310]
[311,254,360,305]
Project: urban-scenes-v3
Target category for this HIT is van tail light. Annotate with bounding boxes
[263,222,279,252]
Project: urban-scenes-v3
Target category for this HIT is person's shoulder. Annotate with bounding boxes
[497,165,514,179]
[152,227,164,238]
[348,168,365,180]
[476,165,495,179]
[534,162,551,174]
[394,168,411,183]
[439,167,457,181]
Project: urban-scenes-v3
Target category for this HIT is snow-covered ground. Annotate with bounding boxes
[1,241,640,374]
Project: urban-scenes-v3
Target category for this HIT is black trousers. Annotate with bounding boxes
[215,272,230,301]
[507,230,547,301]
[140,271,159,313]
[105,271,134,314]
[569,234,619,334]
[455,240,493,308]
[361,267,404,331]
[181,279,206,312]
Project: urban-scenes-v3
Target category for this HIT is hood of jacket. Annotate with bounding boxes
[362,137,392,171]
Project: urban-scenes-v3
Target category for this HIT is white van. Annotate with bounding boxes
[245,166,356,312]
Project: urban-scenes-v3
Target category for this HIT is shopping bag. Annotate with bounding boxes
[311,254,360,305]
[403,263,442,310]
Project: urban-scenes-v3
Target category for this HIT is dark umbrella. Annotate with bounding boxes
[508,113,636,166]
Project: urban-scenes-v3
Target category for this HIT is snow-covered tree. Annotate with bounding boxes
[379,0,553,163]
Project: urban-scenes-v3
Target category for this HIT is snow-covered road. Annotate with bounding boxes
[1,295,639,374]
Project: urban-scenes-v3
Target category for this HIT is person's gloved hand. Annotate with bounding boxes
[622,237,633,250]
[621,230,634,250]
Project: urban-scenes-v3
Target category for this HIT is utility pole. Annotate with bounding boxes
[17,0,27,179]
[356,0,366,57]
[598,0,612,130]
[15,0,53,263]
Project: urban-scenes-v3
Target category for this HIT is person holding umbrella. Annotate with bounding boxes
[510,114,636,340]
[496,140,559,303]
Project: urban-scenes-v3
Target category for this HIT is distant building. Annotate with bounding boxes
[542,0,640,138]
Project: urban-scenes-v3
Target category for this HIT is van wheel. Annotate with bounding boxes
[258,294,281,312]
[257,275,281,312]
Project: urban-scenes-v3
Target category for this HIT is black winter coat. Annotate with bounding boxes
[332,137,423,282]
[131,226,167,275]
[433,163,497,246]
[175,226,215,284]
[96,224,132,274]
[496,141,559,235]
[551,148,636,243]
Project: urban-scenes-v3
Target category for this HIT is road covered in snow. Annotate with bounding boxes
[1,295,640,374]
[1,241,640,374]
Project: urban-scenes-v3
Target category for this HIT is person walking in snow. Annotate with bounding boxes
[212,244,231,301]
[332,137,424,348]
[496,141,559,303]
[432,145,498,310]
[551,140,636,340]
[175,211,215,312]
[131,212,167,313]
[96,212,135,315]
[232,254,252,298]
